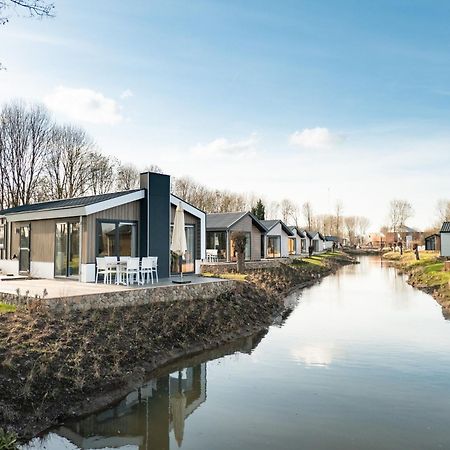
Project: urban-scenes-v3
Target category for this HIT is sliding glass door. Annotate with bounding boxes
[267,236,281,258]
[55,222,80,278]
[171,224,195,273]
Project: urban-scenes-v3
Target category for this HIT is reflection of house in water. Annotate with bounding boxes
[23,331,267,450]
[55,364,207,450]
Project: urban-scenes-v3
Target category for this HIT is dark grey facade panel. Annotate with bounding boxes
[147,173,171,279]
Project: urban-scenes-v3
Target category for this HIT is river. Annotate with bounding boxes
[22,256,450,450]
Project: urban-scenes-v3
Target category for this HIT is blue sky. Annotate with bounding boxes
[1,0,450,229]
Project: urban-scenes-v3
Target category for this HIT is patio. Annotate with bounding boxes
[0,275,222,300]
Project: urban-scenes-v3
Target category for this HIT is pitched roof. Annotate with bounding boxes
[307,230,325,240]
[206,212,267,232]
[325,235,339,242]
[440,222,450,233]
[261,220,294,235]
[0,190,143,216]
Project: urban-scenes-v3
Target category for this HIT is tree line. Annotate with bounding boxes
[0,101,163,210]
[1,100,448,243]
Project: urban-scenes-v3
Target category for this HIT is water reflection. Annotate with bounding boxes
[23,332,266,450]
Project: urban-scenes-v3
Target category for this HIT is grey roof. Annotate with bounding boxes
[307,230,325,240]
[206,212,267,232]
[325,235,339,242]
[440,222,450,233]
[261,220,294,236]
[0,190,143,216]
[424,234,440,240]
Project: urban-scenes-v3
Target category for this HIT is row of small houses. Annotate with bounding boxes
[0,172,335,284]
[206,212,331,262]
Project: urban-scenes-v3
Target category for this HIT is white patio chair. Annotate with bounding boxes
[140,257,152,285]
[149,256,159,283]
[119,256,131,262]
[125,257,140,286]
[95,257,108,284]
[104,256,118,284]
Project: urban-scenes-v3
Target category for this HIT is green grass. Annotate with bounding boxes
[383,250,450,290]
[0,303,16,314]
[201,272,248,281]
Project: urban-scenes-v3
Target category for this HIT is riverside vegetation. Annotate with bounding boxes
[0,251,355,444]
[383,250,450,316]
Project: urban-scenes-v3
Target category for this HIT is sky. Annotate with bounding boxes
[0,0,449,230]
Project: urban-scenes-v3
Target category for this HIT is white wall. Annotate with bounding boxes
[266,223,290,257]
[441,234,450,257]
[0,259,19,275]
[30,261,54,279]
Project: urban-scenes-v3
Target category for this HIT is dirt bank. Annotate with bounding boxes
[382,250,450,316]
[0,252,356,441]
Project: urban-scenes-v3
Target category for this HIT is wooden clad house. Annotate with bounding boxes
[206,212,267,262]
[0,172,206,281]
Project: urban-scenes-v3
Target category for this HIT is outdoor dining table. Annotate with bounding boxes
[115,260,130,286]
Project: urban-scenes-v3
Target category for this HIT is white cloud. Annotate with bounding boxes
[44,86,123,125]
[120,89,134,99]
[289,127,344,149]
[191,133,259,158]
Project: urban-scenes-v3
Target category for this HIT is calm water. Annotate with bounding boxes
[23,257,450,450]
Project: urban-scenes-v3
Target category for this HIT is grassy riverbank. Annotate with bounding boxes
[0,303,16,315]
[383,250,450,314]
[0,252,355,442]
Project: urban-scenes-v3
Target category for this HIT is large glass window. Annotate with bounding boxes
[97,220,138,257]
[98,222,116,257]
[206,231,227,260]
[171,225,195,273]
[301,238,307,253]
[230,232,251,261]
[288,237,296,255]
[118,223,138,257]
[267,236,281,258]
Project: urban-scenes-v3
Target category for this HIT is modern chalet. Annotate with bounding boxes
[0,172,206,282]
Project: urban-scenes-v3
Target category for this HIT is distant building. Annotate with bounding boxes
[367,232,385,248]
[440,222,450,257]
[324,235,339,250]
[424,234,441,251]
[385,225,423,249]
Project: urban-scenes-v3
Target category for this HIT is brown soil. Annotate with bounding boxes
[0,252,356,440]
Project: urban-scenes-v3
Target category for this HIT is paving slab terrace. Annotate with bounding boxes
[0,275,222,300]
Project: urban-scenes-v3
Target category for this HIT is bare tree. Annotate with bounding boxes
[116,163,140,191]
[302,202,314,230]
[388,199,413,232]
[280,198,296,224]
[44,125,96,199]
[344,216,358,245]
[358,216,370,241]
[171,175,249,213]
[89,151,116,195]
[143,164,163,174]
[436,199,450,223]
[231,231,247,273]
[0,101,51,207]
[334,200,343,238]
[0,0,54,24]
